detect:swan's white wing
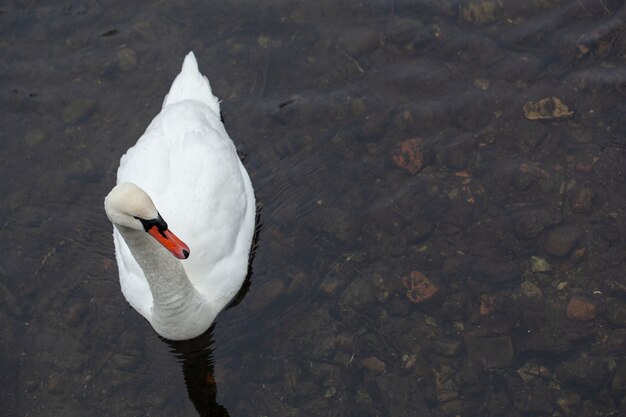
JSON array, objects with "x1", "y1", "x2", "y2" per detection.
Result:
[{"x1": 116, "y1": 100, "x2": 254, "y2": 308}]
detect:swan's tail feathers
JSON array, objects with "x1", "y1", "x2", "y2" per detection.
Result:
[{"x1": 162, "y1": 51, "x2": 220, "y2": 114}]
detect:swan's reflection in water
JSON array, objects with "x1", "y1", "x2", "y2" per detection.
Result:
[
  {"x1": 163, "y1": 326, "x2": 229, "y2": 417},
  {"x1": 159, "y1": 213, "x2": 259, "y2": 416}
]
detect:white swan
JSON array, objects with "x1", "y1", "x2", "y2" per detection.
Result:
[{"x1": 104, "y1": 52, "x2": 255, "y2": 340}]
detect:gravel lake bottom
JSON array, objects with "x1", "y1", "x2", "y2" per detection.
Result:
[{"x1": 1, "y1": 0, "x2": 625, "y2": 416}]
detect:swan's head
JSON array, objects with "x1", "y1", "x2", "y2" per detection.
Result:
[{"x1": 105, "y1": 182, "x2": 190, "y2": 259}]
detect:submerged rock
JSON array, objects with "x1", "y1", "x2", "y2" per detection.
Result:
[
  {"x1": 442, "y1": 199, "x2": 474, "y2": 228},
  {"x1": 337, "y1": 26, "x2": 380, "y2": 56},
  {"x1": 473, "y1": 77, "x2": 490, "y2": 90},
  {"x1": 361, "y1": 356, "x2": 386, "y2": 373},
  {"x1": 508, "y1": 378, "x2": 553, "y2": 414},
  {"x1": 464, "y1": 334, "x2": 514, "y2": 369},
  {"x1": 62, "y1": 99, "x2": 96, "y2": 125},
  {"x1": 516, "y1": 312, "x2": 594, "y2": 355},
  {"x1": 516, "y1": 361, "x2": 551, "y2": 383},
  {"x1": 607, "y1": 329, "x2": 626, "y2": 352},
  {"x1": 467, "y1": 152, "x2": 492, "y2": 176},
  {"x1": 479, "y1": 294, "x2": 498, "y2": 316},
  {"x1": 401, "y1": 271, "x2": 439, "y2": 304},
  {"x1": 388, "y1": 19, "x2": 426, "y2": 46},
  {"x1": 555, "y1": 392, "x2": 582, "y2": 416},
  {"x1": 67, "y1": 157, "x2": 100, "y2": 183},
  {"x1": 519, "y1": 281, "x2": 542, "y2": 299},
  {"x1": 530, "y1": 256, "x2": 551, "y2": 273},
  {"x1": 606, "y1": 299, "x2": 626, "y2": 327},
  {"x1": 611, "y1": 362, "x2": 626, "y2": 391},
  {"x1": 473, "y1": 260, "x2": 520, "y2": 284},
  {"x1": 339, "y1": 279, "x2": 377, "y2": 311},
  {"x1": 439, "y1": 291, "x2": 471, "y2": 320},
  {"x1": 392, "y1": 138, "x2": 425, "y2": 174},
  {"x1": 571, "y1": 187, "x2": 594, "y2": 213},
  {"x1": 510, "y1": 206, "x2": 559, "y2": 239},
  {"x1": 566, "y1": 296, "x2": 597, "y2": 321},
  {"x1": 460, "y1": 0, "x2": 502, "y2": 24},
  {"x1": 116, "y1": 47, "x2": 138, "y2": 71},
  {"x1": 442, "y1": 255, "x2": 474, "y2": 276},
  {"x1": 523, "y1": 97, "x2": 574, "y2": 120},
  {"x1": 556, "y1": 356, "x2": 610, "y2": 390},
  {"x1": 46, "y1": 372, "x2": 66, "y2": 395},
  {"x1": 544, "y1": 226, "x2": 582, "y2": 257},
  {"x1": 575, "y1": 156, "x2": 596, "y2": 175},
  {"x1": 248, "y1": 278, "x2": 285, "y2": 312},
  {"x1": 431, "y1": 337, "x2": 463, "y2": 357},
  {"x1": 319, "y1": 276, "x2": 341, "y2": 296},
  {"x1": 373, "y1": 374, "x2": 432, "y2": 417}
]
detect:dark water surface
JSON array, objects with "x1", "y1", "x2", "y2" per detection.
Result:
[{"x1": 2, "y1": 0, "x2": 626, "y2": 416}]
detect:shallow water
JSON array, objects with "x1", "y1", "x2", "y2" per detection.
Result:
[{"x1": 1, "y1": 0, "x2": 626, "y2": 416}]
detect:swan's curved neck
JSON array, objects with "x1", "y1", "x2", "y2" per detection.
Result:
[{"x1": 115, "y1": 226, "x2": 211, "y2": 338}]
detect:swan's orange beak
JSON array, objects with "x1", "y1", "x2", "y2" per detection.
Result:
[{"x1": 148, "y1": 226, "x2": 190, "y2": 260}]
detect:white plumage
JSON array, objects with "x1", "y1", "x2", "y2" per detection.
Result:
[{"x1": 105, "y1": 52, "x2": 255, "y2": 340}]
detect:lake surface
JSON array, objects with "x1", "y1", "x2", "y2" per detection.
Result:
[{"x1": 1, "y1": 0, "x2": 625, "y2": 416}]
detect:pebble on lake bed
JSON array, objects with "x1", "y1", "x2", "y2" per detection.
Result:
[
  {"x1": 473, "y1": 77, "x2": 490, "y2": 90},
  {"x1": 361, "y1": 356, "x2": 386, "y2": 373},
  {"x1": 530, "y1": 256, "x2": 551, "y2": 272},
  {"x1": 571, "y1": 187, "x2": 594, "y2": 212},
  {"x1": 402, "y1": 354, "x2": 417, "y2": 369},
  {"x1": 64, "y1": 303, "x2": 87, "y2": 326},
  {"x1": 62, "y1": 99, "x2": 96, "y2": 125},
  {"x1": 116, "y1": 48, "x2": 138, "y2": 71},
  {"x1": 566, "y1": 296, "x2": 597, "y2": 321},
  {"x1": 46, "y1": 373, "x2": 65, "y2": 394},
  {"x1": 519, "y1": 280, "x2": 543, "y2": 299},
  {"x1": 460, "y1": 0, "x2": 501, "y2": 24},
  {"x1": 523, "y1": 97, "x2": 573, "y2": 120},
  {"x1": 392, "y1": 138, "x2": 425, "y2": 174},
  {"x1": 464, "y1": 334, "x2": 514, "y2": 369},
  {"x1": 319, "y1": 277, "x2": 340, "y2": 296},
  {"x1": 575, "y1": 156, "x2": 596, "y2": 175},
  {"x1": 401, "y1": 271, "x2": 438, "y2": 303},
  {"x1": 324, "y1": 386, "x2": 336, "y2": 398},
  {"x1": 480, "y1": 294, "x2": 496, "y2": 315},
  {"x1": 556, "y1": 393, "x2": 582, "y2": 416},
  {"x1": 247, "y1": 278, "x2": 285, "y2": 312},
  {"x1": 544, "y1": 226, "x2": 582, "y2": 257}
]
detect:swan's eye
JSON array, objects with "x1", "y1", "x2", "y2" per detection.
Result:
[{"x1": 135, "y1": 214, "x2": 168, "y2": 236}]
